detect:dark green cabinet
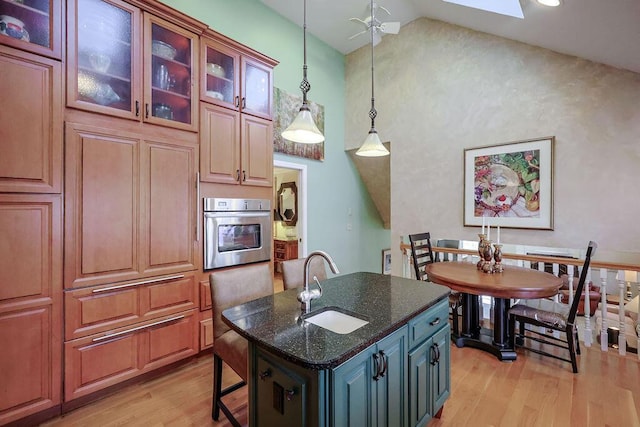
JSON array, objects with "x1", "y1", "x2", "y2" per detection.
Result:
[
  {"x1": 332, "y1": 326, "x2": 408, "y2": 427},
  {"x1": 248, "y1": 297, "x2": 450, "y2": 427}
]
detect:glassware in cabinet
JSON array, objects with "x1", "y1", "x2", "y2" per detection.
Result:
[
  {"x1": 146, "y1": 15, "x2": 198, "y2": 130},
  {"x1": 201, "y1": 38, "x2": 239, "y2": 109},
  {"x1": 0, "y1": 0, "x2": 62, "y2": 59}
]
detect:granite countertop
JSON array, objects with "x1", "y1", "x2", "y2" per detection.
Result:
[{"x1": 222, "y1": 272, "x2": 450, "y2": 370}]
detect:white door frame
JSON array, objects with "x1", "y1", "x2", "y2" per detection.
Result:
[{"x1": 274, "y1": 159, "x2": 308, "y2": 257}]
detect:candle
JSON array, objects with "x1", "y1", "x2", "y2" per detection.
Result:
[
  {"x1": 482, "y1": 216, "x2": 485, "y2": 234},
  {"x1": 487, "y1": 222, "x2": 491, "y2": 241},
  {"x1": 497, "y1": 226, "x2": 501, "y2": 245}
]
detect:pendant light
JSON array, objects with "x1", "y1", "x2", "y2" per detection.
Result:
[
  {"x1": 356, "y1": 0, "x2": 389, "y2": 157},
  {"x1": 281, "y1": 0, "x2": 325, "y2": 144}
]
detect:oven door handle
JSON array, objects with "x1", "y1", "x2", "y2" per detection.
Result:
[{"x1": 204, "y1": 211, "x2": 271, "y2": 218}]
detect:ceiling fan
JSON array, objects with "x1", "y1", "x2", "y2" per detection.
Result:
[{"x1": 349, "y1": 2, "x2": 401, "y2": 46}]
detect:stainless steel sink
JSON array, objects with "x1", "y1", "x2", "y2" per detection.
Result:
[{"x1": 304, "y1": 308, "x2": 369, "y2": 334}]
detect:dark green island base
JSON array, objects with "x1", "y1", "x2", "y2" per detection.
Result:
[{"x1": 222, "y1": 272, "x2": 451, "y2": 427}]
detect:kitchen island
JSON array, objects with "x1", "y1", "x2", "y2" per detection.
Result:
[{"x1": 222, "y1": 272, "x2": 451, "y2": 427}]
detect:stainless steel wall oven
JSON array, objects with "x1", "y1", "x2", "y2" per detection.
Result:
[{"x1": 203, "y1": 198, "x2": 271, "y2": 270}]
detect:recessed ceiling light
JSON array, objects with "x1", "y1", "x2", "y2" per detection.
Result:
[
  {"x1": 536, "y1": 0, "x2": 561, "y2": 6},
  {"x1": 442, "y1": 0, "x2": 524, "y2": 19}
]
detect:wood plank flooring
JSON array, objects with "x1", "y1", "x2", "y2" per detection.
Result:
[{"x1": 41, "y1": 343, "x2": 640, "y2": 426}]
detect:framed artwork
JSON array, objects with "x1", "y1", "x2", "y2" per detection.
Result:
[
  {"x1": 273, "y1": 87, "x2": 325, "y2": 161},
  {"x1": 382, "y1": 249, "x2": 391, "y2": 275},
  {"x1": 464, "y1": 136, "x2": 554, "y2": 230}
]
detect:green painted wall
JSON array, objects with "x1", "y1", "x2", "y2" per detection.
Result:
[{"x1": 162, "y1": 0, "x2": 390, "y2": 274}]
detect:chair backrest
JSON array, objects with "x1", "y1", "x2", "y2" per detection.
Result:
[
  {"x1": 567, "y1": 241, "x2": 597, "y2": 324},
  {"x1": 408, "y1": 232, "x2": 435, "y2": 281},
  {"x1": 209, "y1": 263, "x2": 273, "y2": 340},
  {"x1": 281, "y1": 257, "x2": 327, "y2": 290}
]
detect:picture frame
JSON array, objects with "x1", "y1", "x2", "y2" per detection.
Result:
[
  {"x1": 464, "y1": 136, "x2": 554, "y2": 230},
  {"x1": 382, "y1": 249, "x2": 391, "y2": 275}
]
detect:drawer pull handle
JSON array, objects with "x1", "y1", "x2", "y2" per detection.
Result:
[
  {"x1": 429, "y1": 317, "x2": 441, "y2": 326},
  {"x1": 92, "y1": 274, "x2": 185, "y2": 293},
  {"x1": 92, "y1": 315, "x2": 185, "y2": 342}
]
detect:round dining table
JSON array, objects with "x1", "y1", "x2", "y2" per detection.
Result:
[{"x1": 425, "y1": 261, "x2": 563, "y2": 361}]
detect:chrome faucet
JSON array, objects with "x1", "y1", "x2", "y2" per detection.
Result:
[{"x1": 298, "y1": 250, "x2": 340, "y2": 312}]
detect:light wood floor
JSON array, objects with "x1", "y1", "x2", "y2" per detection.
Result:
[{"x1": 41, "y1": 342, "x2": 640, "y2": 427}]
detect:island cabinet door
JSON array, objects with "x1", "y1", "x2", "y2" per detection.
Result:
[
  {"x1": 407, "y1": 324, "x2": 450, "y2": 427},
  {"x1": 332, "y1": 325, "x2": 408, "y2": 427}
]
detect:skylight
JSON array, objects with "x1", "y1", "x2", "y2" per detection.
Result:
[{"x1": 442, "y1": 0, "x2": 524, "y2": 19}]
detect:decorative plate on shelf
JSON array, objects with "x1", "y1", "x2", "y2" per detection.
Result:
[
  {"x1": 152, "y1": 40, "x2": 177, "y2": 60},
  {"x1": 206, "y1": 63, "x2": 225, "y2": 78}
]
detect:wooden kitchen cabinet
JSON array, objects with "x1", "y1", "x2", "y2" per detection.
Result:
[
  {"x1": 64, "y1": 309, "x2": 198, "y2": 401},
  {"x1": 0, "y1": 194, "x2": 62, "y2": 425},
  {"x1": 0, "y1": 0, "x2": 63, "y2": 59},
  {"x1": 66, "y1": 0, "x2": 199, "y2": 131},
  {"x1": 200, "y1": 103, "x2": 273, "y2": 187},
  {"x1": 274, "y1": 239, "x2": 298, "y2": 271},
  {"x1": 64, "y1": 272, "x2": 197, "y2": 340},
  {"x1": 200, "y1": 30, "x2": 275, "y2": 120},
  {"x1": 0, "y1": 45, "x2": 62, "y2": 193},
  {"x1": 64, "y1": 118, "x2": 198, "y2": 289}
]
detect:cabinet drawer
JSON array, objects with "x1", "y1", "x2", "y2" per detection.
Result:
[
  {"x1": 65, "y1": 272, "x2": 197, "y2": 340},
  {"x1": 408, "y1": 298, "x2": 449, "y2": 348},
  {"x1": 64, "y1": 309, "x2": 198, "y2": 401}
]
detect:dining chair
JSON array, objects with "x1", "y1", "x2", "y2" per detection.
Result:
[
  {"x1": 281, "y1": 257, "x2": 327, "y2": 290},
  {"x1": 209, "y1": 263, "x2": 273, "y2": 425},
  {"x1": 409, "y1": 232, "x2": 462, "y2": 335},
  {"x1": 508, "y1": 241, "x2": 597, "y2": 373}
]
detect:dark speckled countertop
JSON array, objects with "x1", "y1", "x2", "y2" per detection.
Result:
[{"x1": 222, "y1": 272, "x2": 450, "y2": 370}]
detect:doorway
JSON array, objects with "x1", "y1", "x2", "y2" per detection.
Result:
[{"x1": 273, "y1": 160, "x2": 307, "y2": 258}]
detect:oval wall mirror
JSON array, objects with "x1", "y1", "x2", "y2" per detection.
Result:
[{"x1": 277, "y1": 182, "x2": 298, "y2": 226}]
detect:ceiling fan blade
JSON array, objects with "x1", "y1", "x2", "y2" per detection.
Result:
[
  {"x1": 349, "y1": 17, "x2": 368, "y2": 27},
  {"x1": 380, "y1": 21, "x2": 400, "y2": 34},
  {"x1": 349, "y1": 29, "x2": 369, "y2": 40},
  {"x1": 377, "y1": 5, "x2": 391, "y2": 16}
]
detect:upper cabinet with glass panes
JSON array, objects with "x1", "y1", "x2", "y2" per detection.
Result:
[
  {"x1": 0, "y1": 0, "x2": 63, "y2": 59},
  {"x1": 201, "y1": 30, "x2": 277, "y2": 121},
  {"x1": 66, "y1": 0, "x2": 199, "y2": 131}
]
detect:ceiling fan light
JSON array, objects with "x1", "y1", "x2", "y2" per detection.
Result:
[
  {"x1": 536, "y1": 0, "x2": 561, "y2": 6},
  {"x1": 356, "y1": 130, "x2": 389, "y2": 157},
  {"x1": 281, "y1": 105, "x2": 325, "y2": 144}
]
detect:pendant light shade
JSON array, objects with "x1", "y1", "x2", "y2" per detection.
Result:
[
  {"x1": 281, "y1": 0, "x2": 325, "y2": 144},
  {"x1": 356, "y1": 130, "x2": 388, "y2": 157},
  {"x1": 281, "y1": 104, "x2": 324, "y2": 144},
  {"x1": 355, "y1": 0, "x2": 389, "y2": 157}
]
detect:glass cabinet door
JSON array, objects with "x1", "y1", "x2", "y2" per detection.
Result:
[
  {"x1": 145, "y1": 14, "x2": 198, "y2": 131},
  {"x1": 201, "y1": 37, "x2": 239, "y2": 110},
  {"x1": 0, "y1": 0, "x2": 62, "y2": 59},
  {"x1": 242, "y1": 57, "x2": 272, "y2": 120},
  {"x1": 67, "y1": 0, "x2": 140, "y2": 119}
]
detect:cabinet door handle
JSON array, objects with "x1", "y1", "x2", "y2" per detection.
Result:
[
  {"x1": 242, "y1": 170, "x2": 246, "y2": 182},
  {"x1": 92, "y1": 315, "x2": 185, "y2": 342},
  {"x1": 429, "y1": 317, "x2": 441, "y2": 326},
  {"x1": 430, "y1": 343, "x2": 440, "y2": 365},
  {"x1": 285, "y1": 389, "x2": 296, "y2": 401},
  {"x1": 259, "y1": 369, "x2": 272, "y2": 381},
  {"x1": 372, "y1": 353, "x2": 380, "y2": 380},
  {"x1": 241, "y1": 97, "x2": 246, "y2": 109},
  {"x1": 135, "y1": 100, "x2": 140, "y2": 117},
  {"x1": 234, "y1": 96, "x2": 240, "y2": 108},
  {"x1": 235, "y1": 169, "x2": 240, "y2": 182},
  {"x1": 195, "y1": 172, "x2": 200, "y2": 241},
  {"x1": 378, "y1": 350, "x2": 387, "y2": 378},
  {"x1": 145, "y1": 103, "x2": 149, "y2": 118},
  {"x1": 92, "y1": 274, "x2": 185, "y2": 293}
]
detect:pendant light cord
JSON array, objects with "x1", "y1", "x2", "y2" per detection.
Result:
[
  {"x1": 300, "y1": 0, "x2": 311, "y2": 106},
  {"x1": 369, "y1": 0, "x2": 377, "y2": 131}
]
